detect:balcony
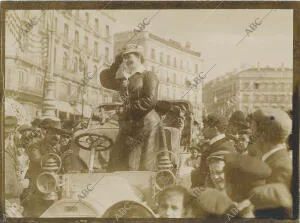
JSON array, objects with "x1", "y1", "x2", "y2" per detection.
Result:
[
  {"x1": 92, "y1": 54, "x2": 101, "y2": 62},
  {"x1": 104, "y1": 35, "x2": 113, "y2": 43},
  {"x1": 94, "y1": 30, "x2": 101, "y2": 38},
  {"x1": 62, "y1": 36, "x2": 72, "y2": 48},
  {"x1": 73, "y1": 43, "x2": 81, "y2": 53},
  {"x1": 83, "y1": 23, "x2": 93, "y2": 33},
  {"x1": 62, "y1": 10, "x2": 73, "y2": 20},
  {"x1": 18, "y1": 84, "x2": 44, "y2": 97}
]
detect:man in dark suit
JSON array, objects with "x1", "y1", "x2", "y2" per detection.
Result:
[
  {"x1": 247, "y1": 108, "x2": 293, "y2": 218},
  {"x1": 191, "y1": 113, "x2": 236, "y2": 188}
]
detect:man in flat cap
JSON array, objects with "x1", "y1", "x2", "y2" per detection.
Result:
[
  {"x1": 100, "y1": 43, "x2": 160, "y2": 171},
  {"x1": 247, "y1": 108, "x2": 293, "y2": 218},
  {"x1": 191, "y1": 113, "x2": 236, "y2": 188},
  {"x1": 191, "y1": 152, "x2": 272, "y2": 219}
]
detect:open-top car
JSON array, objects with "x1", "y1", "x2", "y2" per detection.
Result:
[{"x1": 39, "y1": 100, "x2": 197, "y2": 218}]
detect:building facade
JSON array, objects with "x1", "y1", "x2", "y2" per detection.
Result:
[
  {"x1": 5, "y1": 10, "x2": 116, "y2": 122},
  {"x1": 114, "y1": 31, "x2": 203, "y2": 122},
  {"x1": 203, "y1": 65, "x2": 293, "y2": 116}
]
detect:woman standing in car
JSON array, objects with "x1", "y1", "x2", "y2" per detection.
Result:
[{"x1": 100, "y1": 44, "x2": 160, "y2": 171}]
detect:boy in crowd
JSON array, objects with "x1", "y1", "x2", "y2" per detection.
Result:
[{"x1": 157, "y1": 185, "x2": 193, "y2": 218}]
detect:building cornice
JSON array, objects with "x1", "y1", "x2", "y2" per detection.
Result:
[
  {"x1": 148, "y1": 33, "x2": 201, "y2": 57},
  {"x1": 100, "y1": 11, "x2": 117, "y2": 23}
]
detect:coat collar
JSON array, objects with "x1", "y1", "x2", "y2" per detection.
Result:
[
  {"x1": 129, "y1": 64, "x2": 146, "y2": 75},
  {"x1": 262, "y1": 144, "x2": 286, "y2": 162},
  {"x1": 115, "y1": 65, "x2": 146, "y2": 80},
  {"x1": 209, "y1": 134, "x2": 226, "y2": 145}
]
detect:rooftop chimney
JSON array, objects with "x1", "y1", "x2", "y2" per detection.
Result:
[{"x1": 257, "y1": 62, "x2": 260, "y2": 71}]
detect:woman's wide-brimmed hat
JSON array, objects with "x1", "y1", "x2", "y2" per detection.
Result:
[{"x1": 122, "y1": 44, "x2": 144, "y2": 57}]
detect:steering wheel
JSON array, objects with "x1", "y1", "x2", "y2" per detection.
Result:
[{"x1": 74, "y1": 132, "x2": 113, "y2": 152}]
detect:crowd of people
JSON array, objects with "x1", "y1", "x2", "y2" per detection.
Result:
[
  {"x1": 4, "y1": 116, "x2": 87, "y2": 217},
  {"x1": 156, "y1": 108, "x2": 293, "y2": 219}
]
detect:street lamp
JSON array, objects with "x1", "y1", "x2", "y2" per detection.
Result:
[{"x1": 42, "y1": 10, "x2": 58, "y2": 120}]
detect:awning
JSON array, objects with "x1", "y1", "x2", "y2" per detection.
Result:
[
  {"x1": 5, "y1": 97, "x2": 31, "y2": 125},
  {"x1": 48, "y1": 101, "x2": 75, "y2": 114}
]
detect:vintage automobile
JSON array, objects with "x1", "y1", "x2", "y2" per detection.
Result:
[{"x1": 38, "y1": 100, "x2": 198, "y2": 218}]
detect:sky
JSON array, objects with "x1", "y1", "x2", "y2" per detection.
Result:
[{"x1": 105, "y1": 9, "x2": 293, "y2": 81}]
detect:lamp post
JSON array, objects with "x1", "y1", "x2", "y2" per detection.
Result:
[
  {"x1": 79, "y1": 54, "x2": 88, "y2": 119},
  {"x1": 81, "y1": 63, "x2": 87, "y2": 118},
  {"x1": 42, "y1": 10, "x2": 58, "y2": 120}
]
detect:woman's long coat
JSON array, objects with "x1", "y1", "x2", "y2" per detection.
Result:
[{"x1": 100, "y1": 60, "x2": 160, "y2": 171}]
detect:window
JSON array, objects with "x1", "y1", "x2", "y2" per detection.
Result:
[
  {"x1": 93, "y1": 65, "x2": 98, "y2": 80},
  {"x1": 173, "y1": 73, "x2": 176, "y2": 84},
  {"x1": 63, "y1": 52, "x2": 68, "y2": 70},
  {"x1": 167, "y1": 55, "x2": 170, "y2": 65},
  {"x1": 243, "y1": 83, "x2": 249, "y2": 89},
  {"x1": 95, "y1": 18, "x2": 99, "y2": 32},
  {"x1": 243, "y1": 95, "x2": 249, "y2": 102},
  {"x1": 173, "y1": 88, "x2": 176, "y2": 99},
  {"x1": 160, "y1": 52, "x2": 164, "y2": 63},
  {"x1": 64, "y1": 24, "x2": 69, "y2": 39},
  {"x1": 85, "y1": 12, "x2": 89, "y2": 24},
  {"x1": 54, "y1": 47, "x2": 56, "y2": 64},
  {"x1": 106, "y1": 25, "x2": 110, "y2": 37},
  {"x1": 75, "y1": 31, "x2": 79, "y2": 46},
  {"x1": 18, "y1": 70, "x2": 27, "y2": 84},
  {"x1": 151, "y1": 66, "x2": 155, "y2": 72},
  {"x1": 104, "y1": 94, "x2": 108, "y2": 103},
  {"x1": 105, "y1": 47, "x2": 109, "y2": 62},
  {"x1": 55, "y1": 17, "x2": 58, "y2": 30},
  {"x1": 195, "y1": 64, "x2": 198, "y2": 73},
  {"x1": 94, "y1": 41, "x2": 98, "y2": 57},
  {"x1": 180, "y1": 60, "x2": 183, "y2": 69},
  {"x1": 84, "y1": 36, "x2": 88, "y2": 48},
  {"x1": 254, "y1": 82, "x2": 260, "y2": 90},
  {"x1": 74, "y1": 57, "x2": 78, "y2": 72},
  {"x1": 75, "y1": 10, "x2": 79, "y2": 19},
  {"x1": 270, "y1": 95, "x2": 276, "y2": 103},
  {"x1": 35, "y1": 75, "x2": 43, "y2": 88},
  {"x1": 173, "y1": 57, "x2": 177, "y2": 67},
  {"x1": 151, "y1": 48, "x2": 156, "y2": 60},
  {"x1": 166, "y1": 72, "x2": 170, "y2": 82}
]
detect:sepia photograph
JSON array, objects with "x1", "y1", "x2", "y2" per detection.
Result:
[{"x1": 1, "y1": 2, "x2": 299, "y2": 222}]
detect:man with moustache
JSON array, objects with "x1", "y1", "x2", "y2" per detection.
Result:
[
  {"x1": 100, "y1": 44, "x2": 160, "y2": 171},
  {"x1": 22, "y1": 117, "x2": 76, "y2": 216}
]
